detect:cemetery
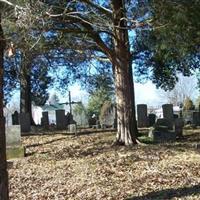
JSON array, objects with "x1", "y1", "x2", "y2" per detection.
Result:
[{"x1": 0, "y1": 1, "x2": 200, "y2": 200}]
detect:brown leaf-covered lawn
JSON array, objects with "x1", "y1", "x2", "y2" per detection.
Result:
[{"x1": 9, "y1": 129, "x2": 200, "y2": 200}]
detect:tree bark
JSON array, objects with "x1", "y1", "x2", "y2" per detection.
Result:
[
  {"x1": 112, "y1": 0, "x2": 138, "y2": 145},
  {"x1": 20, "y1": 63, "x2": 35, "y2": 125},
  {"x1": 0, "y1": 14, "x2": 9, "y2": 200}
]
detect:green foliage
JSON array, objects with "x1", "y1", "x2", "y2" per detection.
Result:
[
  {"x1": 73, "y1": 102, "x2": 87, "y2": 116},
  {"x1": 87, "y1": 88, "x2": 113, "y2": 118},
  {"x1": 134, "y1": 0, "x2": 200, "y2": 90},
  {"x1": 48, "y1": 93, "x2": 60, "y2": 105},
  {"x1": 183, "y1": 97, "x2": 195, "y2": 111}
]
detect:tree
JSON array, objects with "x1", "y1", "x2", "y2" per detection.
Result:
[
  {"x1": 48, "y1": 93, "x2": 60, "y2": 105},
  {"x1": 87, "y1": 88, "x2": 112, "y2": 118},
  {"x1": 161, "y1": 75, "x2": 197, "y2": 106},
  {"x1": 43, "y1": 0, "x2": 152, "y2": 145},
  {"x1": 0, "y1": 11, "x2": 9, "y2": 200},
  {"x1": 183, "y1": 97, "x2": 195, "y2": 111}
]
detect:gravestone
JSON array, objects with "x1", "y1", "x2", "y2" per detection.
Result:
[
  {"x1": 68, "y1": 124, "x2": 77, "y2": 134},
  {"x1": 12, "y1": 111, "x2": 19, "y2": 125},
  {"x1": 6, "y1": 125, "x2": 24, "y2": 159},
  {"x1": 162, "y1": 104, "x2": 174, "y2": 130},
  {"x1": 56, "y1": 109, "x2": 66, "y2": 130},
  {"x1": 193, "y1": 112, "x2": 200, "y2": 126},
  {"x1": 20, "y1": 113, "x2": 31, "y2": 133},
  {"x1": 148, "y1": 113, "x2": 156, "y2": 127},
  {"x1": 175, "y1": 118, "x2": 184, "y2": 138},
  {"x1": 41, "y1": 111, "x2": 49, "y2": 128},
  {"x1": 156, "y1": 118, "x2": 170, "y2": 129},
  {"x1": 137, "y1": 104, "x2": 149, "y2": 128},
  {"x1": 88, "y1": 117, "x2": 97, "y2": 128},
  {"x1": 149, "y1": 118, "x2": 176, "y2": 142}
]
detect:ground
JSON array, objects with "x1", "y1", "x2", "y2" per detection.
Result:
[{"x1": 8, "y1": 128, "x2": 200, "y2": 200}]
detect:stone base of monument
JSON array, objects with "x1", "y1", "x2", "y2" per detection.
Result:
[
  {"x1": 6, "y1": 146, "x2": 25, "y2": 160},
  {"x1": 149, "y1": 127, "x2": 176, "y2": 143}
]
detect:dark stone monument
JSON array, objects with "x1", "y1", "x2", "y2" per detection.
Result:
[
  {"x1": 41, "y1": 111, "x2": 49, "y2": 128},
  {"x1": 56, "y1": 109, "x2": 66, "y2": 130},
  {"x1": 148, "y1": 113, "x2": 156, "y2": 127},
  {"x1": 162, "y1": 104, "x2": 174, "y2": 130},
  {"x1": 193, "y1": 112, "x2": 200, "y2": 126},
  {"x1": 12, "y1": 111, "x2": 19, "y2": 125},
  {"x1": 175, "y1": 118, "x2": 184, "y2": 138},
  {"x1": 149, "y1": 118, "x2": 176, "y2": 143},
  {"x1": 20, "y1": 113, "x2": 31, "y2": 133},
  {"x1": 137, "y1": 104, "x2": 149, "y2": 128}
]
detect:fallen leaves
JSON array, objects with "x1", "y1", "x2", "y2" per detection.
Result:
[{"x1": 8, "y1": 129, "x2": 200, "y2": 200}]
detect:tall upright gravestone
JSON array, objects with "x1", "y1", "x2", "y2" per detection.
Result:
[
  {"x1": 41, "y1": 111, "x2": 49, "y2": 128},
  {"x1": 193, "y1": 112, "x2": 200, "y2": 126},
  {"x1": 6, "y1": 125, "x2": 24, "y2": 159},
  {"x1": 20, "y1": 113, "x2": 31, "y2": 133},
  {"x1": 12, "y1": 111, "x2": 19, "y2": 125},
  {"x1": 162, "y1": 104, "x2": 174, "y2": 130},
  {"x1": 56, "y1": 109, "x2": 66, "y2": 130},
  {"x1": 137, "y1": 104, "x2": 149, "y2": 128}
]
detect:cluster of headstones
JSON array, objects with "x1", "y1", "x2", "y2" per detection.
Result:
[
  {"x1": 137, "y1": 104, "x2": 185, "y2": 143},
  {"x1": 12, "y1": 111, "x2": 31, "y2": 133},
  {"x1": 12, "y1": 109, "x2": 77, "y2": 134}
]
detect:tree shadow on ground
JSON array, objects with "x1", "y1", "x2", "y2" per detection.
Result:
[
  {"x1": 25, "y1": 137, "x2": 67, "y2": 148},
  {"x1": 126, "y1": 184, "x2": 200, "y2": 200}
]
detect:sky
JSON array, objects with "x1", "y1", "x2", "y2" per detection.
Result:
[{"x1": 8, "y1": 74, "x2": 199, "y2": 110}]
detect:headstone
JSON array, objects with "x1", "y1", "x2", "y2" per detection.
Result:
[
  {"x1": 148, "y1": 114, "x2": 156, "y2": 127},
  {"x1": 56, "y1": 109, "x2": 66, "y2": 130},
  {"x1": 6, "y1": 125, "x2": 24, "y2": 159},
  {"x1": 41, "y1": 111, "x2": 49, "y2": 128},
  {"x1": 149, "y1": 118, "x2": 176, "y2": 142},
  {"x1": 193, "y1": 112, "x2": 200, "y2": 126},
  {"x1": 88, "y1": 117, "x2": 97, "y2": 128},
  {"x1": 137, "y1": 104, "x2": 149, "y2": 128},
  {"x1": 162, "y1": 104, "x2": 174, "y2": 130},
  {"x1": 68, "y1": 124, "x2": 77, "y2": 134},
  {"x1": 175, "y1": 118, "x2": 184, "y2": 138},
  {"x1": 6, "y1": 125, "x2": 21, "y2": 146},
  {"x1": 20, "y1": 113, "x2": 31, "y2": 133},
  {"x1": 149, "y1": 129, "x2": 176, "y2": 143},
  {"x1": 12, "y1": 111, "x2": 19, "y2": 125}
]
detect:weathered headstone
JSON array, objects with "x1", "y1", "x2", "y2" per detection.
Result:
[
  {"x1": 156, "y1": 118, "x2": 170, "y2": 129},
  {"x1": 12, "y1": 111, "x2": 19, "y2": 125},
  {"x1": 41, "y1": 111, "x2": 49, "y2": 128},
  {"x1": 175, "y1": 118, "x2": 184, "y2": 138},
  {"x1": 193, "y1": 112, "x2": 200, "y2": 126},
  {"x1": 162, "y1": 104, "x2": 174, "y2": 130},
  {"x1": 6, "y1": 125, "x2": 24, "y2": 159},
  {"x1": 88, "y1": 117, "x2": 97, "y2": 128},
  {"x1": 148, "y1": 113, "x2": 156, "y2": 127},
  {"x1": 68, "y1": 124, "x2": 77, "y2": 134},
  {"x1": 149, "y1": 118, "x2": 176, "y2": 142},
  {"x1": 20, "y1": 113, "x2": 31, "y2": 133},
  {"x1": 56, "y1": 109, "x2": 66, "y2": 130},
  {"x1": 137, "y1": 104, "x2": 149, "y2": 128}
]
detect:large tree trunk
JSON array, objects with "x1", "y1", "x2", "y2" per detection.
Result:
[
  {"x1": 0, "y1": 14, "x2": 9, "y2": 200},
  {"x1": 112, "y1": 0, "x2": 138, "y2": 145},
  {"x1": 20, "y1": 63, "x2": 35, "y2": 125}
]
